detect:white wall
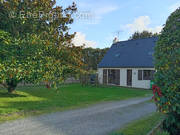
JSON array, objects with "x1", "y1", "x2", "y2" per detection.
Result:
[
  {"x1": 98, "y1": 68, "x2": 103, "y2": 84},
  {"x1": 98, "y1": 68, "x2": 155, "y2": 89},
  {"x1": 131, "y1": 68, "x2": 154, "y2": 89},
  {"x1": 120, "y1": 69, "x2": 127, "y2": 87}
]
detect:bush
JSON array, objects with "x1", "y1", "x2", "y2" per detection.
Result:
[{"x1": 154, "y1": 8, "x2": 180, "y2": 135}]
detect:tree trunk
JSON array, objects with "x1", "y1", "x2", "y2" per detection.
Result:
[
  {"x1": 6, "y1": 79, "x2": 18, "y2": 93},
  {"x1": 7, "y1": 86, "x2": 16, "y2": 93}
]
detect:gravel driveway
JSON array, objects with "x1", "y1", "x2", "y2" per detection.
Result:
[{"x1": 0, "y1": 97, "x2": 156, "y2": 135}]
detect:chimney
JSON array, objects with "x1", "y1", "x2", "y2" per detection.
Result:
[{"x1": 113, "y1": 37, "x2": 119, "y2": 44}]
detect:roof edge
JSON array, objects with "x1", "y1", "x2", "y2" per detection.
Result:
[{"x1": 112, "y1": 36, "x2": 158, "y2": 46}]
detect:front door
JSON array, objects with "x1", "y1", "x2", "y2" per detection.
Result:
[{"x1": 127, "y1": 70, "x2": 132, "y2": 86}]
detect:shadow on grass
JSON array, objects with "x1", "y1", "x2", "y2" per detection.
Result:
[{"x1": 0, "y1": 92, "x2": 27, "y2": 98}]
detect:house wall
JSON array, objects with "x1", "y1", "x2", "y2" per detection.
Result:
[
  {"x1": 98, "y1": 68, "x2": 155, "y2": 89},
  {"x1": 98, "y1": 68, "x2": 103, "y2": 84},
  {"x1": 131, "y1": 68, "x2": 155, "y2": 89}
]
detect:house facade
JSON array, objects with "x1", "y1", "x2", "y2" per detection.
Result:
[{"x1": 98, "y1": 37, "x2": 157, "y2": 89}]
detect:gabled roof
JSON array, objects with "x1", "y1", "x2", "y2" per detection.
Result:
[{"x1": 98, "y1": 37, "x2": 158, "y2": 68}]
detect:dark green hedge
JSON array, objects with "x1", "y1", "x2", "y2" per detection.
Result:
[{"x1": 154, "y1": 7, "x2": 180, "y2": 135}]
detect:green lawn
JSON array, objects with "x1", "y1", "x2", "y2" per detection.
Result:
[
  {"x1": 153, "y1": 129, "x2": 169, "y2": 135},
  {"x1": 0, "y1": 84, "x2": 152, "y2": 122},
  {"x1": 110, "y1": 112, "x2": 167, "y2": 135}
]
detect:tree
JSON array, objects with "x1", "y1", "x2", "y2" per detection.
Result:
[
  {"x1": 153, "y1": 8, "x2": 180, "y2": 135},
  {"x1": 129, "y1": 30, "x2": 158, "y2": 40},
  {"x1": 0, "y1": 0, "x2": 84, "y2": 93},
  {"x1": 82, "y1": 47, "x2": 109, "y2": 70}
]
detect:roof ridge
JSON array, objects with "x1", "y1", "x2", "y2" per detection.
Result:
[{"x1": 112, "y1": 36, "x2": 158, "y2": 45}]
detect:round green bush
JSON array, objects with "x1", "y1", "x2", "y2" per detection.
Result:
[{"x1": 154, "y1": 7, "x2": 180, "y2": 135}]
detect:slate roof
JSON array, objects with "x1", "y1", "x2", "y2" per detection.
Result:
[{"x1": 98, "y1": 37, "x2": 158, "y2": 68}]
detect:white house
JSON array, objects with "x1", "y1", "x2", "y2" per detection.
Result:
[{"x1": 98, "y1": 37, "x2": 157, "y2": 89}]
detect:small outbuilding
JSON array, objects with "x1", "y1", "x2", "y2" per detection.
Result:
[{"x1": 98, "y1": 37, "x2": 157, "y2": 89}]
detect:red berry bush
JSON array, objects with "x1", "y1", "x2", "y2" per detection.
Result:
[{"x1": 154, "y1": 8, "x2": 180, "y2": 135}]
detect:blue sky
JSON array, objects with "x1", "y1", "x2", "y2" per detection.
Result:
[{"x1": 57, "y1": 0, "x2": 180, "y2": 48}]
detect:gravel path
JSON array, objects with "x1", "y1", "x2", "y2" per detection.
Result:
[{"x1": 0, "y1": 97, "x2": 156, "y2": 135}]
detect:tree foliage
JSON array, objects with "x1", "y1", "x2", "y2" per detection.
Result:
[
  {"x1": 129, "y1": 30, "x2": 158, "y2": 40},
  {"x1": 154, "y1": 8, "x2": 180, "y2": 135},
  {"x1": 0, "y1": 0, "x2": 84, "y2": 92},
  {"x1": 82, "y1": 47, "x2": 109, "y2": 70}
]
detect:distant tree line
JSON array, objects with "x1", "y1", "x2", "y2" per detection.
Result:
[
  {"x1": 129, "y1": 30, "x2": 159, "y2": 40},
  {"x1": 82, "y1": 47, "x2": 109, "y2": 70}
]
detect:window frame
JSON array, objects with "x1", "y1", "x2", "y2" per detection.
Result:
[
  {"x1": 138, "y1": 70, "x2": 155, "y2": 81},
  {"x1": 143, "y1": 70, "x2": 155, "y2": 80},
  {"x1": 138, "y1": 70, "x2": 143, "y2": 80}
]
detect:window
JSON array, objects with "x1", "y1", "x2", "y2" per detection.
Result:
[
  {"x1": 138, "y1": 70, "x2": 142, "y2": 80},
  {"x1": 143, "y1": 70, "x2": 151, "y2": 80},
  {"x1": 143, "y1": 70, "x2": 155, "y2": 80},
  {"x1": 108, "y1": 69, "x2": 120, "y2": 85},
  {"x1": 138, "y1": 70, "x2": 155, "y2": 80}
]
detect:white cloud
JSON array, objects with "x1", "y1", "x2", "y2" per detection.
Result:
[
  {"x1": 72, "y1": 32, "x2": 97, "y2": 48},
  {"x1": 92, "y1": 5, "x2": 118, "y2": 24},
  {"x1": 79, "y1": 1, "x2": 118, "y2": 15},
  {"x1": 169, "y1": 2, "x2": 180, "y2": 13},
  {"x1": 125, "y1": 16, "x2": 163, "y2": 34},
  {"x1": 78, "y1": 2, "x2": 118, "y2": 24},
  {"x1": 96, "y1": 5, "x2": 118, "y2": 15}
]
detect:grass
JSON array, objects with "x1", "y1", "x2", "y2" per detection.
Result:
[
  {"x1": 0, "y1": 83, "x2": 152, "y2": 122},
  {"x1": 153, "y1": 129, "x2": 169, "y2": 135},
  {"x1": 110, "y1": 113, "x2": 165, "y2": 135}
]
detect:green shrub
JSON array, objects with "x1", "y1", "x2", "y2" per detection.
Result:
[{"x1": 154, "y1": 7, "x2": 180, "y2": 135}]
